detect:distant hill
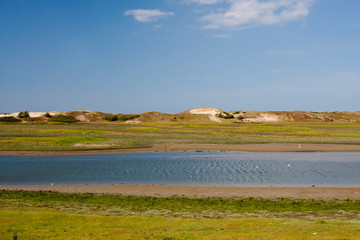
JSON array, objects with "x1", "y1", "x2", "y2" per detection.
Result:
[{"x1": 1, "y1": 108, "x2": 360, "y2": 123}]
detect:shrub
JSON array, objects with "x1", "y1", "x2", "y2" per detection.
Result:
[
  {"x1": 233, "y1": 111, "x2": 240, "y2": 114},
  {"x1": 237, "y1": 116, "x2": 244, "y2": 120},
  {"x1": 44, "y1": 112, "x2": 52, "y2": 118},
  {"x1": 104, "y1": 115, "x2": 118, "y2": 121},
  {"x1": 0, "y1": 116, "x2": 21, "y2": 122},
  {"x1": 224, "y1": 114, "x2": 234, "y2": 119},
  {"x1": 50, "y1": 115, "x2": 79, "y2": 123},
  {"x1": 18, "y1": 111, "x2": 30, "y2": 118}
]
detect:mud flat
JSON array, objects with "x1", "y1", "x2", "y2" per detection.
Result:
[{"x1": 1, "y1": 143, "x2": 360, "y2": 155}]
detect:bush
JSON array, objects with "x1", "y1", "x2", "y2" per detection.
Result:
[
  {"x1": 224, "y1": 114, "x2": 234, "y2": 119},
  {"x1": 50, "y1": 115, "x2": 78, "y2": 123},
  {"x1": 217, "y1": 112, "x2": 234, "y2": 119},
  {"x1": 104, "y1": 115, "x2": 118, "y2": 121},
  {"x1": 237, "y1": 115, "x2": 244, "y2": 120},
  {"x1": 18, "y1": 111, "x2": 30, "y2": 118},
  {"x1": 44, "y1": 112, "x2": 52, "y2": 118},
  {"x1": 0, "y1": 116, "x2": 21, "y2": 122},
  {"x1": 104, "y1": 114, "x2": 140, "y2": 122},
  {"x1": 117, "y1": 114, "x2": 140, "y2": 121}
]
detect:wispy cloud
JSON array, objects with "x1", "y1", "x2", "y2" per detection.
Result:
[
  {"x1": 183, "y1": 0, "x2": 225, "y2": 4},
  {"x1": 186, "y1": 0, "x2": 314, "y2": 29},
  {"x1": 212, "y1": 34, "x2": 231, "y2": 38},
  {"x1": 124, "y1": 9, "x2": 174, "y2": 22}
]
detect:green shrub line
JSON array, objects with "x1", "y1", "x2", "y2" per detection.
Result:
[
  {"x1": 49, "y1": 115, "x2": 79, "y2": 123},
  {"x1": 1, "y1": 190, "x2": 359, "y2": 219},
  {"x1": 0, "y1": 116, "x2": 21, "y2": 122}
]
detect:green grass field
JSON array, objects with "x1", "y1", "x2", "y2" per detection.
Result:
[
  {"x1": 1, "y1": 122, "x2": 360, "y2": 151},
  {"x1": 1, "y1": 190, "x2": 360, "y2": 239}
]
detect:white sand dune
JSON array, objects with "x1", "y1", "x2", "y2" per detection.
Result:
[{"x1": 189, "y1": 108, "x2": 222, "y2": 122}]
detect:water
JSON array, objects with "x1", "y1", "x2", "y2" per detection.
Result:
[{"x1": 0, "y1": 152, "x2": 360, "y2": 187}]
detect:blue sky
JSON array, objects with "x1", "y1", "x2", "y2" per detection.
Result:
[{"x1": 0, "y1": 0, "x2": 359, "y2": 114}]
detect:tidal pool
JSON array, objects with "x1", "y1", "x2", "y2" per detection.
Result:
[{"x1": 0, "y1": 151, "x2": 359, "y2": 187}]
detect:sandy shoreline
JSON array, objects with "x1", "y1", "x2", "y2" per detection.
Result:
[
  {"x1": 1, "y1": 143, "x2": 360, "y2": 155},
  {"x1": 2, "y1": 185, "x2": 360, "y2": 200}
]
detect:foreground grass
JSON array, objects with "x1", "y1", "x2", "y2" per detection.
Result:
[
  {"x1": 1, "y1": 122, "x2": 360, "y2": 151},
  {"x1": 2, "y1": 209, "x2": 360, "y2": 240},
  {"x1": 1, "y1": 190, "x2": 360, "y2": 239}
]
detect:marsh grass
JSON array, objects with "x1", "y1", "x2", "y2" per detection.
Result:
[
  {"x1": 0, "y1": 122, "x2": 359, "y2": 151},
  {"x1": 1, "y1": 190, "x2": 360, "y2": 239},
  {"x1": 1, "y1": 190, "x2": 360, "y2": 219}
]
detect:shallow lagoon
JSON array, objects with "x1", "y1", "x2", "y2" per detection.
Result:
[{"x1": 1, "y1": 152, "x2": 360, "y2": 187}]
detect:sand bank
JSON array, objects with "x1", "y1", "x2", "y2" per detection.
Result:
[
  {"x1": 1, "y1": 143, "x2": 360, "y2": 155},
  {"x1": 2, "y1": 185, "x2": 360, "y2": 200}
]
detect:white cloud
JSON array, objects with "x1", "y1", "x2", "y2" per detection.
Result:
[
  {"x1": 124, "y1": 9, "x2": 174, "y2": 22},
  {"x1": 190, "y1": 0, "x2": 314, "y2": 29}
]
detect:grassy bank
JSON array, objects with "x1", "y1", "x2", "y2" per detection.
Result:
[
  {"x1": 1, "y1": 190, "x2": 360, "y2": 239},
  {"x1": 1, "y1": 122, "x2": 360, "y2": 151}
]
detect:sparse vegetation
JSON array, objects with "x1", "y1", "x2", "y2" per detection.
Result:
[{"x1": 217, "y1": 112, "x2": 234, "y2": 119}]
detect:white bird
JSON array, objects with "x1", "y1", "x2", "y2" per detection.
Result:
[
  {"x1": 51, "y1": 183, "x2": 54, "y2": 186},
  {"x1": 298, "y1": 144, "x2": 302, "y2": 149},
  {"x1": 287, "y1": 163, "x2": 291, "y2": 167}
]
